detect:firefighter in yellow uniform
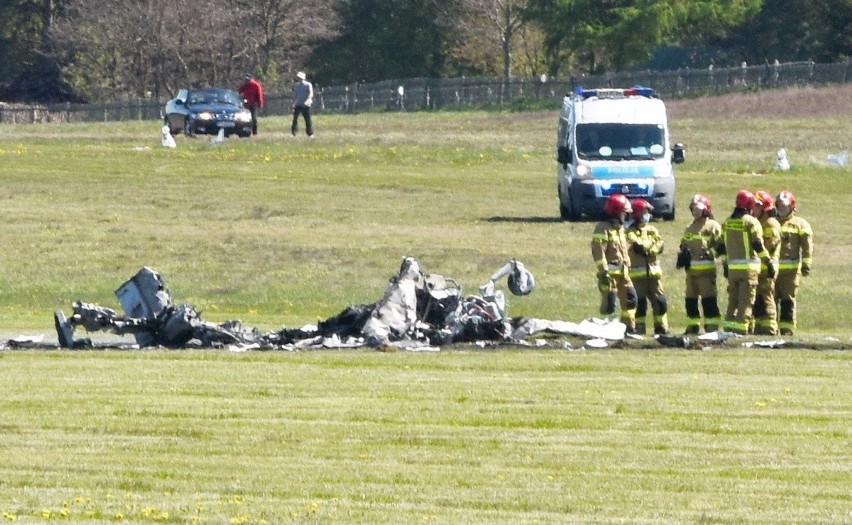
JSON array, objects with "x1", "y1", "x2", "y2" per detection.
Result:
[
  {"x1": 677, "y1": 194, "x2": 722, "y2": 334},
  {"x1": 752, "y1": 190, "x2": 781, "y2": 335},
  {"x1": 774, "y1": 190, "x2": 813, "y2": 335},
  {"x1": 716, "y1": 190, "x2": 776, "y2": 335},
  {"x1": 625, "y1": 199, "x2": 669, "y2": 335},
  {"x1": 591, "y1": 194, "x2": 637, "y2": 333}
]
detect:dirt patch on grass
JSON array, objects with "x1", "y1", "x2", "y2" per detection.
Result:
[{"x1": 667, "y1": 84, "x2": 852, "y2": 120}]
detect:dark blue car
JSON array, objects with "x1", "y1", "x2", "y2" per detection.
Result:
[{"x1": 164, "y1": 88, "x2": 253, "y2": 138}]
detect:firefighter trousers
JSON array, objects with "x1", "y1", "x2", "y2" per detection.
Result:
[
  {"x1": 725, "y1": 270, "x2": 757, "y2": 335},
  {"x1": 633, "y1": 276, "x2": 668, "y2": 334},
  {"x1": 598, "y1": 273, "x2": 637, "y2": 331},
  {"x1": 752, "y1": 275, "x2": 778, "y2": 335},
  {"x1": 684, "y1": 271, "x2": 720, "y2": 334},
  {"x1": 775, "y1": 269, "x2": 801, "y2": 335}
]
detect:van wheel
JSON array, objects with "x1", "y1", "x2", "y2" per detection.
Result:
[
  {"x1": 662, "y1": 207, "x2": 675, "y2": 221},
  {"x1": 559, "y1": 195, "x2": 580, "y2": 221}
]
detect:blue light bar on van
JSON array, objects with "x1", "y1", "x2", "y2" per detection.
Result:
[{"x1": 575, "y1": 86, "x2": 655, "y2": 99}]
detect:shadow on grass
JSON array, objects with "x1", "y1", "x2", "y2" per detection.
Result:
[{"x1": 484, "y1": 216, "x2": 565, "y2": 223}]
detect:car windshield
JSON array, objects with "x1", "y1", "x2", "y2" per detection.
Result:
[
  {"x1": 187, "y1": 89, "x2": 240, "y2": 106},
  {"x1": 576, "y1": 124, "x2": 665, "y2": 160}
]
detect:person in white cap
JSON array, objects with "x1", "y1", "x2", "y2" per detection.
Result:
[{"x1": 291, "y1": 71, "x2": 314, "y2": 137}]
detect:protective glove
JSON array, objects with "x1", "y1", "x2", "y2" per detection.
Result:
[
  {"x1": 766, "y1": 259, "x2": 777, "y2": 279},
  {"x1": 676, "y1": 248, "x2": 691, "y2": 270},
  {"x1": 723, "y1": 262, "x2": 729, "y2": 278},
  {"x1": 800, "y1": 264, "x2": 810, "y2": 277},
  {"x1": 631, "y1": 243, "x2": 647, "y2": 256},
  {"x1": 596, "y1": 269, "x2": 610, "y2": 290}
]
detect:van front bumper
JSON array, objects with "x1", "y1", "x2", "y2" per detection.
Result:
[{"x1": 570, "y1": 177, "x2": 675, "y2": 218}]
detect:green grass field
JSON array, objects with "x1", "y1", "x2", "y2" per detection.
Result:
[
  {"x1": 0, "y1": 85, "x2": 850, "y2": 522},
  {"x1": 1, "y1": 349, "x2": 850, "y2": 523},
  {"x1": 1, "y1": 89, "x2": 851, "y2": 337}
]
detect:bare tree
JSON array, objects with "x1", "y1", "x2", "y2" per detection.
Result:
[
  {"x1": 466, "y1": 0, "x2": 532, "y2": 78},
  {"x1": 229, "y1": 0, "x2": 338, "y2": 84},
  {"x1": 51, "y1": 0, "x2": 337, "y2": 101}
]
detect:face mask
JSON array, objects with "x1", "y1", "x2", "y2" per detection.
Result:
[{"x1": 642, "y1": 212, "x2": 652, "y2": 223}]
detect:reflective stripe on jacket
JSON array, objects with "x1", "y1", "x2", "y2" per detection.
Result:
[
  {"x1": 778, "y1": 213, "x2": 814, "y2": 270},
  {"x1": 721, "y1": 214, "x2": 767, "y2": 272},
  {"x1": 592, "y1": 219, "x2": 631, "y2": 276},
  {"x1": 680, "y1": 217, "x2": 721, "y2": 274}
]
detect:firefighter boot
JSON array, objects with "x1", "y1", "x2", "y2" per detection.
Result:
[
  {"x1": 684, "y1": 298, "x2": 700, "y2": 335},
  {"x1": 702, "y1": 297, "x2": 721, "y2": 332},
  {"x1": 779, "y1": 298, "x2": 795, "y2": 335}
]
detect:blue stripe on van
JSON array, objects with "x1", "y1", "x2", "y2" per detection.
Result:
[{"x1": 591, "y1": 165, "x2": 655, "y2": 179}]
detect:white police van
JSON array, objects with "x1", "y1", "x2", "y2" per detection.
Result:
[{"x1": 556, "y1": 86, "x2": 684, "y2": 221}]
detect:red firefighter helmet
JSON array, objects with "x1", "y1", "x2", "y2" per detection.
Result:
[
  {"x1": 735, "y1": 189, "x2": 756, "y2": 210},
  {"x1": 776, "y1": 190, "x2": 796, "y2": 210},
  {"x1": 754, "y1": 190, "x2": 774, "y2": 213},
  {"x1": 689, "y1": 193, "x2": 712, "y2": 215},
  {"x1": 631, "y1": 198, "x2": 654, "y2": 222},
  {"x1": 603, "y1": 194, "x2": 632, "y2": 218}
]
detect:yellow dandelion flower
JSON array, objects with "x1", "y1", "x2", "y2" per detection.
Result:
[
  {"x1": 60, "y1": 509, "x2": 70, "y2": 518},
  {"x1": 114, "y1": 513, "x2": 124, "y2": 520}
]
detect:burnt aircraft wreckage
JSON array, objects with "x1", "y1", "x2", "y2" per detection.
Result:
[{"x1": 54, "y1": 258, "x2": 631, "y2": 350}]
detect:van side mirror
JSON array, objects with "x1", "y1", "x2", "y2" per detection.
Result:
[
  {"x1": 672, "y1": 142, "x2": 686, "y2": 164},
  {"x1": 557, "y1": 145, "x2": 571, "y2": 165}
]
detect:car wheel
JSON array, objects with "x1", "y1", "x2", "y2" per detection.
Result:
[{"x1": 164, "y1": 116, "x2": 178, "y2": 135}]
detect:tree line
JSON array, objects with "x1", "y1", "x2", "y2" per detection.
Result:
[{"x1": 1, "y1": 0, "x2": 849, "y2": 103}]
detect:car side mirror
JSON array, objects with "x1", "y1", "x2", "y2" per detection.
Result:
[
  {"x1": 557, "y1": 145, "x2": 572, "y2": 165},
  {"x1": 672, "y1": 142, "x2": 686, "y2": 164}
]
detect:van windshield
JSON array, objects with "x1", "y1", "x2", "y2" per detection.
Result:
[{"x1": 576, "y1": 124, "x2": 665, "y2": 160}]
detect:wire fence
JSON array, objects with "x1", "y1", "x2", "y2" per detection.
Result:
[{"x1": 1, "y1": 59, "x2": 849, "y2": 125}]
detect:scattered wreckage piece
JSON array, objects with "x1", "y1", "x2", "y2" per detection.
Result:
[
  {"x1": 362, "y1": 257, "x2": 423, "y2": 346},
  {"x1": 55, "y1": 267, "x2": 260, "y2": 349},
  {"x1": 53, "y1": 258, "x2": 543, "y2": 350},
  {"x1": 260, "y1": 257, "x2": 508, "y2": 349},
  {"x1": 511, "y1": 317, "x2": 627, "y2": 341},
  {"x1": 742, "y1": 339, "x2": 787, "y2": 349}
]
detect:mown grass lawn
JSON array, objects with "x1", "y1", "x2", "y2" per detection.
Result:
[
  {"x1": 1, "y1": 349, "x2": 849, "y2": 523},
  {"x1": 0, "y1": 86, "x2": 850, "y2": 523},
  {"x1": 0, "y1": 88, "x2": 850, "y2": 336}
]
